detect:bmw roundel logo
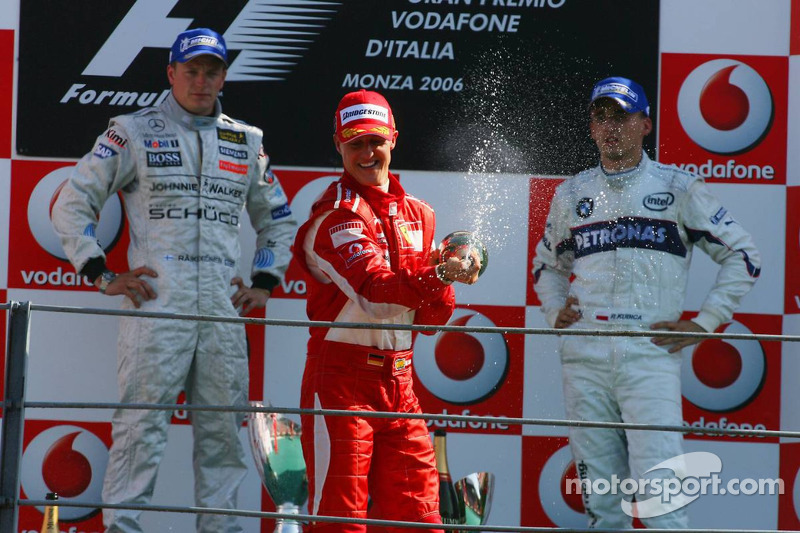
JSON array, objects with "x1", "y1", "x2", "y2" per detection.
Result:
[
  {"x1": 576, "y1": 198, "x2": 594, "y2": 219},
  {"x1": 677, "y1": 59, "x2": 773, "y2": 154}
]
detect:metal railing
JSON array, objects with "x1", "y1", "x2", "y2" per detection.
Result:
[{"x1": 1, "y1": 301, "x2": 798, "y2": 531}]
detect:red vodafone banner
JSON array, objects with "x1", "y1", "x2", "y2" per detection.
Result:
[
  {"x1": 413, "y1": 304, "x2": 526, "y2": 436},
  {"x1": 8, "y1": 160, "x2": 130, "y2": 292},
  {"x1": 17, "y1": 420, "x2": 111, "y2": 533},
  {"x1": 659, "y1": 53, "x2": 789, "y2": 184},
  {"x1": 681, "y1": 313, "x2": 782, "y2": 443}
]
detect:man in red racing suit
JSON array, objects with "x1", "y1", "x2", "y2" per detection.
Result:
[{"x1": 293, "y1": 89, "x2": 481, "y2": 532}]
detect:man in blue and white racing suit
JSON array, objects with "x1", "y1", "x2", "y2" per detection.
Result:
[
  {"x1": 532, "y1": 77, "x2": 760, "y2": 528},
  {"x1": 52, "y1": 28, "x2": 296, "y2": 533}
]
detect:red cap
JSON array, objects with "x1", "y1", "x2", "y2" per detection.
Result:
[{"x1": 334, "y1": 89, "x2": 396, "y2": 144}]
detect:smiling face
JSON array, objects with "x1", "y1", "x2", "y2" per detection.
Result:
[
  {"x1": 334, "y1": 132, "x2": 398, "y2": 188},
  {"x1": 167, "y1": 55, "x2": 226, "y2": 116},
  {"x1": 589, "y1": 98, "x2": 652, "y2": 172}
]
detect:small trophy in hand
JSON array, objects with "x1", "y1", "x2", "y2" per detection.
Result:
[{"x1": 439, "y1": 231, "x2": 489, "y2": 277}]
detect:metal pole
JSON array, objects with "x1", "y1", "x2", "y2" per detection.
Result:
[{"x1": 0, "y1": 301, "x2": 32, "y2": 531}]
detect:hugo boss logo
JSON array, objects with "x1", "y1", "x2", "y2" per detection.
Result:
[
  {"x1": 146, "y1": 151, "x2": 182, "y2": 167},
  {"x1": 643, "y1": 192, "x2": 675, "y2": 211}
]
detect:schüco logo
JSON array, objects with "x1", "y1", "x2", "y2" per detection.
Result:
[
  {"x1": 677, "y1": 59, "x2": 773, "y2": 155},
  {"x1": 681, "y1": 321, "x2": 767, "y2": 433},
  {"x1": 413, "y1": 309, "x2": 510, "y2": 405},
  {"x1": 21, "y1": 425, "x2": 109, "y2": 522},
  {"x1": 25, "y1": 167, "x2": 125, "y2": 286}
]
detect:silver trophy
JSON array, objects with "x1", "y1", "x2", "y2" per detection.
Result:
[
  {"x1": 439, "y1": 231, "x2": 489, "y2": 277},
  {"x1": 248, "y1": 401, "x2": 308, "y2": 533},
  {"x1": 454, "y1": 472, "x2": 495, "y2": 527}
]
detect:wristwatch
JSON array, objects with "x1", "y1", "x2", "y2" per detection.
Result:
[{"x1": 97, "y1": 270, "x2": 117, "y2": 294}]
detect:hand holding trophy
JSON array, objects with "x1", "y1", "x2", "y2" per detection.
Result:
[
  {"x1": 437, "y1": 231, "x2": 489, "y2": 285},
  {"x1": 248, "y1": 401, "x2": 308, "y2": 533}
]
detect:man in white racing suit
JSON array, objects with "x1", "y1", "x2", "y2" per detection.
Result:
[
  {"x1": 51, "y1": 28, "x2": 296, "y2": 533},
  {"x1": 532, "y1": 77, "x2": 760, "y2": 528}
]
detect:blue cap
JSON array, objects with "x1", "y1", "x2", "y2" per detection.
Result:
[
  {"x1": 169, "y1": 28, "x2": 227, "y2": 65},
  {"x1": 589, "y1": 77, "x2": 649, "y2": 116}
]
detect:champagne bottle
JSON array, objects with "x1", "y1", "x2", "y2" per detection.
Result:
[
  {"x1": 40, "y1": 492, "x2": 60, "y2": 533},
  {"x1": 433, "y1": 430, "x2": 465, "y2": 530}
]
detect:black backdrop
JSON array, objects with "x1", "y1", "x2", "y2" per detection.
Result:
[{"x1": 18, "y1": 0, "x2": 659, "y2": 174}]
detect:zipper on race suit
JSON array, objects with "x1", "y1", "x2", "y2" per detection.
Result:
[
  {"x1": 386, "y1": 201, "x2": 400, "y2": 273},
  {"x1": 197, "y1": 132, "x2": 203, "y2": 183}
]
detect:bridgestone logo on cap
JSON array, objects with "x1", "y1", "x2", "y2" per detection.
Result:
[
  {"x1": 340, "y1": 104, "x2": 389, "y2": 125},
  {"x1": 181, "y1": 35, "x2": 223, "y2": 53},
  {"x1": 593, "y1": 83, "x2": 638, "y2": 102}
]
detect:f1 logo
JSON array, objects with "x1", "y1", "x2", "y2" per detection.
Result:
[
  {"x1": 82, "y1": 0, "x2": 340, "y2": 81},
  {"x1": 83, "y1": 0, "x2": 190, "y2": 77}
]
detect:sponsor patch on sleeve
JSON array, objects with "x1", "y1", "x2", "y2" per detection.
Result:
[
  {"x1": 329, "y1": 221, "x2": 366, "y2": 248},
  {"x1": 271, "y1": 203, "x2": 292, "y2": 219},
  {"x1": 93, "y1": 143, "x2": 117, "y2": 159},
  {"x1": 339, "y1": 242, "x2": 376, "y2": 268},
  {"x1": 253, "y1": 247, "x2": 275, "y2": 268},
  {"x1": 105, "y1": 129, "x2": 128, "y2": 149},
  {"x1": 710, "y1": 207, "x2": 728, "y2": 225}
]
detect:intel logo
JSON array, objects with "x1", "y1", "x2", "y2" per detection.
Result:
[{"x1": 643, "y1": 192, "x2": 675, "y2": 211}]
